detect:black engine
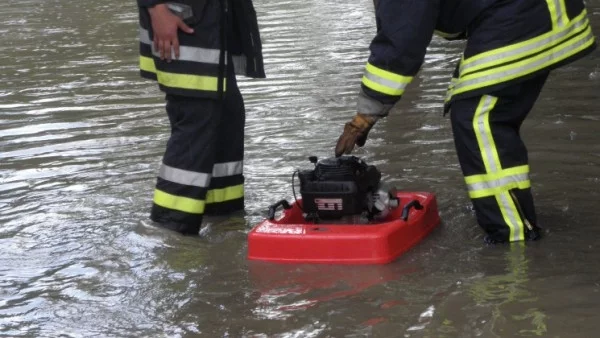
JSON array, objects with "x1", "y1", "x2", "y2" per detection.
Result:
[{"x1": 297, "y1": 156, "x2": 384, "y2": 220}]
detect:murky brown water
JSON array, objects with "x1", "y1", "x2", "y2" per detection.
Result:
[{"x1": 1, "y1": 0, "x2": 599, "y2": 337}]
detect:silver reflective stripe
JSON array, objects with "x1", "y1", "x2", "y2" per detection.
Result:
[
  {"x1": 140, "y1": 27, "x2": 152, "y2": 45},
  {"x1": 232, "y1": 55, "x2": 247, "y2": 75},
  {"x1": 475, "y1": 96, "x2": 499, "y2": 173},
  {"x1": 467, "y1": 173, "x2": 530, "y2": 193},
  {"x1": 159, "y1": 164, "x2": 210, "y2": 187},
  {"x1": 158, "y1": 161, "x2": 242, "y2": 187},
  {"x1": 213, "y1": 161, "x2": 243, "y2": 178},
  {"x1": 172, "y1": 46, "x2": 221, "y2": 64},
  {"x1": 499, "y1": 192, "x2": 523, "y2": 242},
  {"x1": 454, "y1": 29, "x2": 594, "y2": 93},
  {"x1": 460, "y1": 17, "x2": 588, "y2": 75},
  {"x1": 363, "y1": 72, "x2": 409, "y2": 93},
  {"x1": 139, "y1": 27, "x2": 222, "y2": 65}
]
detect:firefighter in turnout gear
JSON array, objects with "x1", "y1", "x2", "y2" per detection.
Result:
[
  {"x1": 336, "y1": 0, "x2": 596, "y2": 243},
  {"x1": 137, "y1": 0, "x2": 265, "y2": 234}
]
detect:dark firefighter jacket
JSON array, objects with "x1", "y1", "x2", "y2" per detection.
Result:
[
  {"x1": 137, "y1": 0, "x2": 265, "y2": 99},
  {"x1": 357, "y1": 0, "x2": 597, "y2": 116}
]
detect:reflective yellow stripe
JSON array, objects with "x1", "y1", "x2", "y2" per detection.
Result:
[
  {"x1": 471, "y1": 95, "x2": 524, "y2": 241},
  {"x1": 445, "y1": 77, "x2": 458, "y2": 103},
  {"x1": 152, "y1": 185, "x2": 243, "y2": 213},
  {"x1": 497, "y1": 192, "x2": 525, "y2": 242},
  {"x1": 362, "y1": 77, "x2": 404, "y2": 96},
  {"x1": 468, "y1": 180, "x2": 530, "y2": 199},
  {"x1": 452, "y1": 25, "x2": 594, "y2": 96},
  {"x1": 463, "y1": 10, "x2": 586, "y2": 68},
  {"x1": 154, "y1": 189, "x2": 205, "y2": 214},
  {"x1": 362, "y1": 62, "x2": 412, "y2": 96},
  {"x1": 545, "y1": 0, "x2": 560, "y2": 29},
  {"x1": 365, "y1": 63, "x2": 412, "y2": 84},
  {"x1": 206, "y1": 184, "x2": 244, "y2": 204},
  {"x1": 460, "y1": 11, "x2": 588, "y2": 76},
  {"x1": 473, "y1": 96, "x2": 502, "y2": 173},
  {"x1": 140, "y1": 55, "x2": 156, "y2": 73},
  {"x1": 139, "y1": 56, "x2": 223, "y2": 92},
  {"x1": 558, "y1": 0, "x2": 569, "y2": 27},
  {"x1": 157, "y1": 71, "x2": 221, "y2": 92},
  {"x1": 465, "y1": 165, "x2": 530, "y2": 184}
]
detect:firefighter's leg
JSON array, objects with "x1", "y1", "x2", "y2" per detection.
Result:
[
  {"x1": 204, "y1": 65, "x2": 246, "y2": 215},
  {"x1": 150, "y1": 95, "x2": 222, "y2": 235},
  {"x1": 450, "y1": 73, "x2": 549, "y2": 243}
]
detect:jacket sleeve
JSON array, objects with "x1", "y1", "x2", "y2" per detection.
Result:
[
  {"x1": 358, "y1": 0, "x2": 440, "y2": 117},
  {"x1": 137, "y1": 0, "x2": 165, "y2": 8}
]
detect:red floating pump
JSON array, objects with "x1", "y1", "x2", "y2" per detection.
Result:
[{"x1": 247, "y1": 156, "x2": 440, "y2": 265}]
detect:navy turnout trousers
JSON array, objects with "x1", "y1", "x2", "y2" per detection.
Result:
[
  {"x1": 150, "y1": 66, "x2": 245, "y2": 234},
  {"x1": 450, "y1": 73, "x2": 549, "y2": 243}
]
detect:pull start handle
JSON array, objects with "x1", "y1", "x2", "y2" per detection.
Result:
[
  {"x1": 268, "y1": 199, "x2": 292, "y2": 220},
  {"x1": 401, "y1": 200, "x2": 423, "y2": 221}
]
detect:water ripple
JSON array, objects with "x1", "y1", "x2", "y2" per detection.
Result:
[{"x1": 1, "y1": 0, "x2": 599, "y2": 336}]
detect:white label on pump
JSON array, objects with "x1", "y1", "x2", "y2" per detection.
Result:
[{"x1": 315, "y1": 198, "x2": 343, "y2": 211}]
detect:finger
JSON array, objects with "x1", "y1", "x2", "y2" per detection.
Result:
[
  {"x1": 177, "y1": 20, "x2": 194, "y2": 34},
  {"x1": 343, "y1": 143, "x2": 354, "y2": 154},
  {"x1": 334, "y1": 136, "x2": 348, "y2": 157},
  {"x1": 335, "y1": 136, "x2": 354, "y2": 157},
  {"x1": 356, "y1": 132, "x2": 368, "y2": 147},
  {"x1": 334, "y1": 143, "x2": 345, "y2": 158},
  {"x1": 356, "y1": 125, "x2": 373, "y2": 147},
  {"x1": 172, "y1": 39, "x2": 180, "y2": 60},
  {"x1": 153, "y1": 36, "x2": 159, "y2": 54},
  {"x1": 335, "y1": 145, "x2": 350, "y2": 157},
  {"x1": 164, "y1": 41, "x2": 172, "y2": 62},
  {"x1": 157, "y1": 40, "x2": 165, "y2": 60}
]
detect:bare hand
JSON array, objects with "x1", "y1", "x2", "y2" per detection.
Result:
[{"x1": 148, "y1": 4, "x2": 194, "y2": 62}]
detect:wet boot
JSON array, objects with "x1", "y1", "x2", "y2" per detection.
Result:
[
  {"x1": 483, "y1": 225, "x2": 542, "y2": 244},
  {"x1": 157, "y1": 222, "x2": 201, "y2": 235},
  {"x1": 150, "y1": 208, "x2": 201, "y2": 235}
]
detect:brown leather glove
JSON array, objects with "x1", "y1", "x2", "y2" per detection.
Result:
[{"x1": 334, "y1": 113, "x2": 378, "y2": 157}]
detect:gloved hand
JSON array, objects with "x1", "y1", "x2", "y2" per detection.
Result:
[{"x1": 334, "y1": 113, "x2": 379, "y2": 157}]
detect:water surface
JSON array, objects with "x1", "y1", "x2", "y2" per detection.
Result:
[{"x1": 1, "y1": 0, "x2": 599, "y2": 336}]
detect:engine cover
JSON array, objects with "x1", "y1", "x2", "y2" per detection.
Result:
[{"x1": 298, "y1": 156, "x2": 381, "y2": 219}]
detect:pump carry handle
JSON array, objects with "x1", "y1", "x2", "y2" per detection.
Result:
[
  {"x1": 268, "y1": 199, "x2": 292, "y2": 220},
  {"x1": 401, "y1": 200, "x2": 424, "y2": 221}
]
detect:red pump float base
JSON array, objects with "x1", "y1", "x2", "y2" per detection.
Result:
[{"x1": 247, "y1": 192, "x2": 440, "y2": 265}]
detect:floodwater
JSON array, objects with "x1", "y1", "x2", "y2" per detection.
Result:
[{"x1": 1, "y1": 0, "x2": 599, "y2": 336}]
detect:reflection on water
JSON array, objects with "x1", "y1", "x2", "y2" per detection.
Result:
[{"x1": 0, "y1": 0, "x2": 599, "y2": 336}]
